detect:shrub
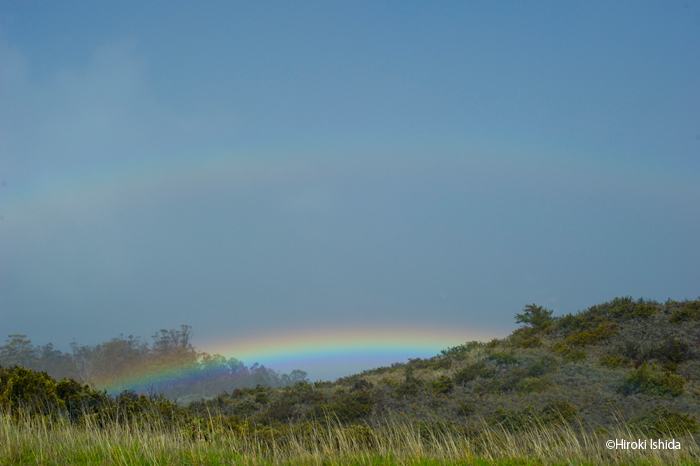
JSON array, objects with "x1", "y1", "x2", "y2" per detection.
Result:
[
  {"x1": 429, "y1": 375, "x2": 454, "y2": 395},
  {"x1": 431, "y1": 358, "x2": 453, "y2": 369},
  {"x1": 599, "y1": 354, "x2": 630, "y2": 368},
  {"x1": 453, "y1": 361, "x2": 494, "y2": 384},
  {"x1": 653, "y1": 338, "x2": 691, "y2": 365},
  {"x1": 510, "y1": 327, "x2": 542, "y2": 348},
  {"x1": 260, "y1": 399, "x2": 298, "y2": 424},
  {"x1": 485, "y1": 338, "x2": 501, "y2": 349},
  {"x1": 440, "y1": 341, "x2": 483, "y2": 359},
  {"x1": 540, "y1": 400, "x2": 579, "y2": 425},
  {"x1": 609, "y1": 296, "x2": 658, "y2": 319},
  {"x1": 526, "y1": 357, "x2": 557, "y2": 377},
  {"x1": 0, "y1": 365, "x2": 125, "y2": 421},
  {"x1": 0, "y1": 365, "x2": 67, "y2": 415},
  {"x1": 552, "y1": 342, "x2": 570, "y2": 355},
  {"x1": 488, "y1": 352, "x2": 519, "y2": 365},
  {"x1": 618, "y1": 363, "x2": 686, "y2": 397},
  {"x1": 488, "y1": 404, "x2": 539, "y2": 432},
  {"x1": 518, "y1": 376, "x2": 555, "y2": 393},
  {"x1": 350, "y1": 379, "x2": 374, "y2": 392},
  {"x1": 564, "y1": 349, "x2": 586, "y2": 362},
  {"x1": 627, "y1": 407, "x2": 699, "y2": 436},
  {"x1": 555, "y1": 312, "x2": 589, "y2": 334},
  {"x1": 317, "y1": 389, "x2": 373, "y2": 423},
  {"x1": 669, "y1": 300, "x2": 700, "y2": 323},
  {"x1": 489, "y1": 401, "x2": 578, "y2": 432},
  {"x1": 458, "y1": 402, "x2": 475, "y2": 417},
  {"x1": 393, "y1": 368, "x2": 423, "y2": 398},
  {"x1": 564, "y1": 317, "x2": 619, "y2": 347},
  {"x1": 230, "y1": 400, "x2": 258, "y2": 416},
  {"x1": 481, "y1": 368, "x2": 553, "y2": 394},
  {"x1": 616, "y1": 341, "x2": 644, "y2": 360},
  {"x1": 552, "y1": 342, "x2": 585, "y2": 361}
]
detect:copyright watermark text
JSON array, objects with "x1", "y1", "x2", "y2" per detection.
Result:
[{"x1": 606, "y1": 439, "x2": 681, "y2": 450}]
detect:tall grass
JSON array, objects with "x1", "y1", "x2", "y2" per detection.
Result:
[{"x1": 1, "y1": 411, "x2": 698, "y2": 465}]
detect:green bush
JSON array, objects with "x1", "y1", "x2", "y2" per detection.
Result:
[
  {"x1": 485, "y1": 338, "x2": 501, "y2": 349},
  {"x1": 618, "y1": 363, "x2": 686, "y2": 397},
  {"x1": 627, "y1": 407, "x2": 699, "y2": 436},
  {"x1": 489, "y1": 401, "x2": 578, "y2": 432},
  {"x1": 458, "y1": 402, "x2": 475, "y2": 417},
  {"x1": 518, "y1": 376, "x2": 555, "y2": 393},
  {"x1": 431, "y1": 358, "x2": 453, "y2": 369},
  {"x1": 653, "y1": 337, "x2": 690, "y2": 365},
  {"x1": 453, "y1": 361, "x2": 495, "y2": 384},
  {"x1": 392, "y1": 368, "x2": 423, "y2": 398},
  {"x1": 552, "y1": 342, "x2": 586, "y2": 361},
  {"x1": 317, "y1": 388, "x2": 373, "y2": 423},
  {"x1": 230, "y1": 400, "x2": 258, "y2": 416},
  {"x1": 564, "y1": 349, "x2": 587, "y2": 362},
  {"x1": 0, "y1": 365, "x2": 67, "y2": 416},
  {"x1": 509, "y1": 327, "x2": 542, "y2": 348},
  {"x1": 564, "y1": 317, "x2": 619, "y2": 347},
  {"x1": 488, "y1": 352, "x2": 519, "y2": 365},
  {"x1": 599, "y1": 354, "x2": 630, "y2": 368},
  {"x1": 526, "y1": 357, "x2": 557, "y2": 377},
  {"x1": 440, "y1": 341, "x2": 483, "y2": 359},
  {"x1": 260, "y1": 399, "x2": 298, "y2": 424},
  {"x1": 540, "y1": 400, "x2": 579, "y2": 425},
  {"x1": 429, "y1": 375, "x2": 454, "y2": 395},
  {"x1": 669, "y1": 300, "x2": 700, "y2": 323},
  {"x1": 609, "y1": 296, "x2": 659, "y2": 319},
  {"x1": 482, "y1": 368, "x2": 553, "y2": 394}
]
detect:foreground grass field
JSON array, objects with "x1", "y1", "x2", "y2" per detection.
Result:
[{"x1": 2, "y1": 412, "x2": 699, "y2": 466}]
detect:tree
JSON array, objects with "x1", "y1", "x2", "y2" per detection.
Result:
[
  {"x1": 0, "y1": 334, "x2": 38, "y2": 368},
  {"x1": 515, "y1": 303, "x2": 553, "y2": 330},
  {"x1": 289, "y1": 370, "x2": 308, "y2": 384}
]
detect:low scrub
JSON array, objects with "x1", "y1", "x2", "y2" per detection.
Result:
[
  {"x1": 488, "y1": 400, "x2": 578, "y2": 432},
  {"x1": 618, "y1": 363, "x2": 686, "y2": 397},
  {"x1": 453, "y1": 360, "x2": 495, "y2": 384},
  {"x1": 627, "y1": 406, "x2": 699, "y2": 436},
  {"x1": 488, "y1": 352, "x2": 519, "y2": 365},
  {"x1": 563, "y1": 316, "x2": 619, "y2": 347},
  {"x1": 669, "y1": 300, "x2": 700, "y2": 323}
]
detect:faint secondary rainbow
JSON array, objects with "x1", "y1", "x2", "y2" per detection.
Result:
[
  {"x1": 100, "y1": 325, "x2": 500, "y2": 393},
  {"x1": 0, "y1": 153, "x2": 320, "y2": 240}
]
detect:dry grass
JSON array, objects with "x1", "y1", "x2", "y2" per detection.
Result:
[{"x1": 1, "y1": 411, "x2": 699, "y2": 465}]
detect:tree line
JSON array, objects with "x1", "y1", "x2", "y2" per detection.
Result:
[{"x1": 0, "y1": 325, "x2": 308, "y2": 400}]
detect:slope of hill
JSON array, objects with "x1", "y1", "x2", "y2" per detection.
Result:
[{"x1": 187, "y1": 297, "x2": 700, "y2": 435}]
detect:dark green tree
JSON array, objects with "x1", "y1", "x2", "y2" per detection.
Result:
[{"x1": 515, "y1": 304, "x2": 553, "y2": 330}]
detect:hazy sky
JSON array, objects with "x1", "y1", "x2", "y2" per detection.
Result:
[{"x1": 1, "y1": 1, "x2": 699, "y2": 381}]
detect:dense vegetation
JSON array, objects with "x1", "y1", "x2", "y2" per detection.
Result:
[
  {"x1": 0, "y1": 326, "x2": 308, "y2": 401},
  {"x1": 2, "y1": 296, "x2": 700, "y2": 465}
]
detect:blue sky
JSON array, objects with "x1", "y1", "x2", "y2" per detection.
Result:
[{"x1": 0, "y1": 1, "x2": 699, "y2": 380}]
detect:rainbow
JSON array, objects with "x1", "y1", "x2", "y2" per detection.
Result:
[
  {"x1": 100, "y1": 325, "x2": 499, "y2": 393},
  {"x1": 200, "y1": 325, "x2": 493, "y2": 370}
]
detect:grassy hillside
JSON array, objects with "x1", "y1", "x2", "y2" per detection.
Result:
[
  {"x1": 190, "y1": 297, "x2": 700, "y2": 434},
  {"x1": 2, "y1": 296, "x2": 700, "y2": 465}
]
